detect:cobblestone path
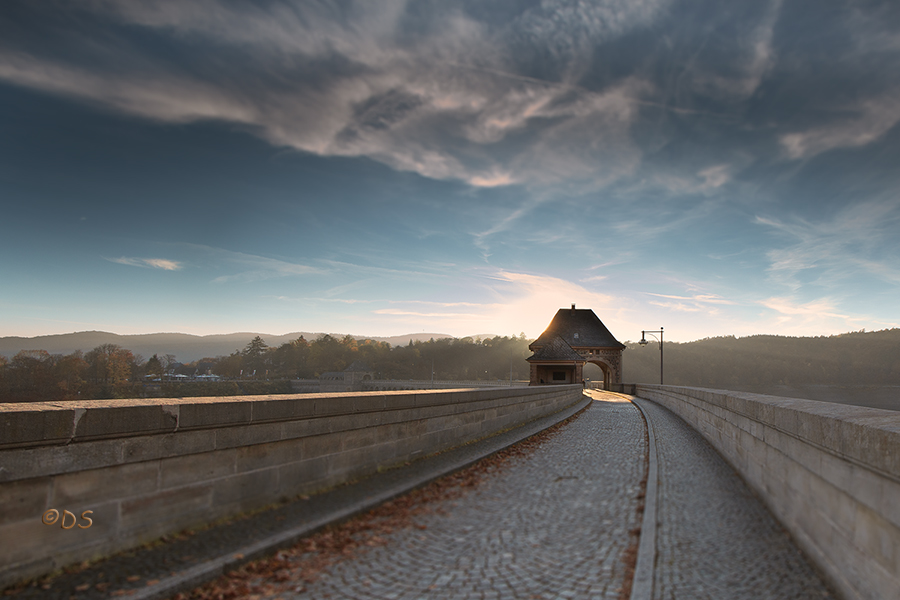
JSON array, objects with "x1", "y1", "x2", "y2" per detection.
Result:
[
  {"x1": 637, "y1": 399, "x2": 836, "y2": 600},
  {"x1": 287, "y1": 395, "x2": 646, "y2": 600}
]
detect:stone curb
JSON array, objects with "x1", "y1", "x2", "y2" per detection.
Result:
[
  {"x1": 126, "y1": 394, "x2": 594, "y2": 600},
  {"x1": 629, "y1": 397, "x2": 659, "y2": 600}
]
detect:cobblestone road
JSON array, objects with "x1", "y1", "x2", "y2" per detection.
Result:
[
  {"x1": 637, "y1": 399, "x2": 836, "y2": 600},
  {"x1": 285, "y1": 395, "x2": 647, "y2": 599}
]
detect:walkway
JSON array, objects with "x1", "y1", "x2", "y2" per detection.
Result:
[
  {"x1": 285, "y1": 394, "x2": 646, "y2": 599},
  {"x1": 634, "y1": 398, "x2": 835, "y2": 600}
]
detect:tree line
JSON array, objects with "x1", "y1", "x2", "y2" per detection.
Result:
[
  {"x1": 623, "y1": 329, "x2": 900, "y2": 389},
  {"x1": 0, "y1": 334, "x2": 533, "y2": 402},
  {"x1": 2, "y1": 328, "x2": 897, "y2": 402}
]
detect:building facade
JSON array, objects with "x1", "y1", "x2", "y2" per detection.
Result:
[{"x1": 527, "y1": 305, "x2": 625, "y2": 389}]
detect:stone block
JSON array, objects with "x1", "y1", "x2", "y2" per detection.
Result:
[
  {"x1": 160, "y1": 449, "x2": 236, "y2": 489},
  {"x1": 382, "y1": 392, "x2": 418, "y2": 411},
  {"x1": 844, "y1": 464, "x2": 885, "y2": 515},
  {"x1": 0, "y1": 406, "x2": 75, "y2": 449},
  {"x1": 236, "y1": 439, "x2": 303, "y2": 473},
  {"x1": 335, "y1": 411, "x2": 385, "y2": 432},
  {"x1": 326, "y1": 445, "x2": 387, "y2": 480},
  {"x1": 215, "y1": 422, "x2": 282, "y2": 450},
  {"x1": 178, "y1": 398, "x2": 252, "y2": 429},
  {"x1": 53, "y1": 461, "x2": 159, "y2": 505},
  {"x1": 851, "y1": 504, "x2": 898, "y2": 571},
  {"x1": 352, "y1": 394, "x2": 386, "y2": 413},
  {"x1": 120, "y1": 485, "x2": 212, "y2": 533},
  {"x1": 0, "y1": 477, "x2": 51, "y2": 526},
  {"x1": 314, "y1": 396, "x2": 359, "y2": 417},
  {"x1": 840, "y1": 415, "x2": 900, "y2": 478},
  {"x1": 122, "y1": 429, "x2": 216, "y2": 463},
  {"x1": 301, "y1": 433, "x2": 344, "y2": 459},
  {"x1": 879, "y1": 478, "x2": 900, "y2": 531},
  {"x1": 73, "y1": 404, "x2": 177, "y2": 441},
  {"x1": 250, "y1": 396, "x2": 317, "y2": 422},
  {"x1": 277, "y1": 456, "x2": 331, "y2": 494},
  {"x1": 281, "y1": 415, "x2": 337, "y2": 439},
  {"x1": 339, "y1": 425, "x2": 386, "y2": 453},
  {"x1": 448, "y1": 390, "x2": 480, "y2": 406},
  {"x1": 211, "y1": 468, "x2": 279, "y2": 508},
  {"x1": 0, "y1": 439, "x2": 124, "y2": 482},
  {"x1": 0, "y1": 500, "x2": 119, "y2": 567},
  {"x1": 0, "y1": 556, "x2": 55, "y2": 591}
]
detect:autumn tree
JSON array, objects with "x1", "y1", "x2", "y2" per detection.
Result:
[
  {"x1": 85, "y1": 344, "x2": 137, "y2": 398},
  {"x1": 270, "y1": 336, "x2": 312, "y2": 379},
  {"x1": 242, "y1": 336, "x2": 270, "y2": 378}
]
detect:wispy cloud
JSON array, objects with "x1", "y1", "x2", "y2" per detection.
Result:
[
  {"x1": 373, "y1": 309, "x2": 484, "y2": 319},
  {"x1": 166, "y1": 243, "x2": 322, "y2": 283},
  {"x1": 688, "y1": 0, "x2": 783, "y2": 100},
  {"x1": 780, "y1": 91, "x2": 900, "y2": 159},
  {"x1": 755, "y1": 199, "x2": 900, "y2": 291},
  {"x1": 645, "y1": 292, "x2": 736, "y2": 315},
  {"x1": 0, "y1": 1, "x2": 661, "y2": 191},
  {"x1": 211, "y1": 254, "x2": 321, "y2": 283},
  {"x1": 646, "y1": 292, "x2": 737, "y2": 305},
  {"x1": 760, "y1": 296, "x2": 852, "y2": 321},
  {"x1": 108, "y1": 257, "x2": 182, "y2": 270},
  {"x1": 648, "y1": 300, "x2": 704, "y2": 313}
]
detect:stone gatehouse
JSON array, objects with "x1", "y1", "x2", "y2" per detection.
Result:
[{"x1": 527, "y1": 305, "x2": 625, "y2": 389}]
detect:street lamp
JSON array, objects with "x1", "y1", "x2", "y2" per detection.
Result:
[{"x1": 639, "y1": 327, "x2": 664, "y2": 385}]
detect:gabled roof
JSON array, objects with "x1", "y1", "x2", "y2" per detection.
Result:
[
  {"x1": 526, "y1": 335, "x2": 585, "y2": 362},
  {"x1": 531, "y1": 307, "x2": 626, "y2": 349}
]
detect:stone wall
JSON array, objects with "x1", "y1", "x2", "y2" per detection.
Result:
[
  {"x1": 0, "y1": 385, "x2": 583, "y2": 588},
  {"x1": 635, "y1": 385, "x2": 900, "y2": 600}
]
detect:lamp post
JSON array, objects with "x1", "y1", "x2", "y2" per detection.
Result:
[{"x1": 639, "y1": 327, "x2": 664, "y2": 385}]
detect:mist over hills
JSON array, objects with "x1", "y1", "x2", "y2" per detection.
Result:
[{"x1": 0, "y1": 331, "x2": 459, "y2": 363}]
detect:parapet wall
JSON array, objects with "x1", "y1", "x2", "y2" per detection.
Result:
[
  {"x1": 0, "y1": 385, "x2": 583, "y2": 588},
  {"x1": 636, "y1": 385, "x2": 900, "y2": 600}
]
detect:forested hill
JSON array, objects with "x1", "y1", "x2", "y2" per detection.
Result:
[
  {"x1": 0, "y1": 330, "x2": 454, "y2": 363},
  {"x1": 622, "y1": 328, "x2": 900, "y2": 387}
]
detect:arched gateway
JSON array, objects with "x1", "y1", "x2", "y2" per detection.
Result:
[{"x1": 527, "y1": 305, "x2": 625, "y2": 389}]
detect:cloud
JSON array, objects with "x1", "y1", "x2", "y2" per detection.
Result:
[
  {"x1": 760, "y1": 296, "x2": 851, "y2": 321},
  {"x1": 358, "y1": 268, "x2": 637, "y2": 338},
  {"x1": 644, "y1": 292, "x2": 736, "y2": 316},
  {"x1": 755, "y1": 199, "x2": 900, "y2": 290},
  {"x1": 688, "y1": 0, "x2": 783, "y2": 100},
  {"x1": 210, "y1": 254, "x2": 321, "y2": 283},
  {"x1": 108, "y1": 257, "x2": 182, "y2": 270},
  {"x1": 163, "y1": 243, "x2": 322, "y2": 283},
  {"x1": 373, "y1": 309, "x2": 483, "y2": 318},
  {"x1": 646, "y1": 292, "x2": 736, "y2": 305},
  {"x1": 779, "y1": 92, "x2": 900, "y2": 159},
  {"x1": 0, "y1": 1, "x2": 664, "y2": 190}
]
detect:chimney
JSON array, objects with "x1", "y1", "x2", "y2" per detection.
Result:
[{"x1": 571, "y1": 303, "x2": 576, "y2": 311}]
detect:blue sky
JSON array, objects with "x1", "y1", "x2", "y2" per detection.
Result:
[{"x1": 1, "y1": 0, "x2": 899, "y2": 342}]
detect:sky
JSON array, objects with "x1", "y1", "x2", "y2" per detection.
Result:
[{"x1": 1, "y1": 0, "x2": 899, "y2": 343}]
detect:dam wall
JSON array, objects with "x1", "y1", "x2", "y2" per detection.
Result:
[
  {"x1": 0, "y1": 385, "x2": 584, "y2": 587},
  {"x1": 635, "y1": 384, "x2": 900, "y2": 600}
]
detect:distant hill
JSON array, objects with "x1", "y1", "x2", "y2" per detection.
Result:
[
  {"x1": 0, "y1": 331, "x2": 459, "y2": 363},
  {"x1": 623, "y1": 329, "x2": 900, "y2": 388}
]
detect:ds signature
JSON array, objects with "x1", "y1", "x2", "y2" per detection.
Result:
[{"x1": 42, "y1": 509, "x2": 93, "y2": 529}]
